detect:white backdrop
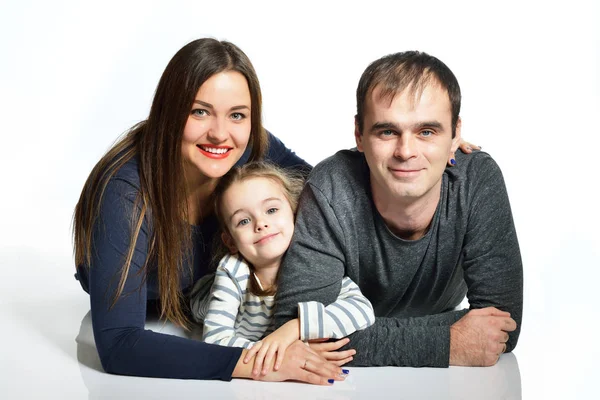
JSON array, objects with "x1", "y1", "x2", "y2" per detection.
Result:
[{"x1": 1, "y1": 0, "x2": 599, "y2": 398}]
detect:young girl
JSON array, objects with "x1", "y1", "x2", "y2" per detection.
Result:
[{"x1": 197, "y1": 161, "x2": 375, "y2": 376}]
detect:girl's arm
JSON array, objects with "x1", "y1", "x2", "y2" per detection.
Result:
[
  {"x1": 298, "y1": 277, "x2": 375, "y2": 341},
  {"x1": 202, "y1": 255, "x2": 268, "y2": 349}
]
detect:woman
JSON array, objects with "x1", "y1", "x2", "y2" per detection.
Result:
[{"x1": 73, "y1": 38, "x2": 342, "y2": 383}]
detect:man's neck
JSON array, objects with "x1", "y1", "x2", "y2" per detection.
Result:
[{"x1": 372, "y1": 181, "x2": 441, "y2": 241}]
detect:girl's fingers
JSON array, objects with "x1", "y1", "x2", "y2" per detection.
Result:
[
  {"x1": 261, "y1": 346, "x2": 279, "y2": 375},
  {"x1": 244, "y1": 341, "x2": 262, "y2": 363},
  {"x1": 274, "y1": 347, "x2": 286, "y2": 371}
]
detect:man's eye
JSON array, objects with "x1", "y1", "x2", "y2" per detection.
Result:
[
  {"x1": 237, "y1": 218, "x2": 250, "y2": 226},
  {"x1": 421, "y1": 130, "x2": 433, "y2": 137},
  {"x1": 191, "y1": 109, "x2": 208, "y2": 116},
  {"x1": 266, "y1": 208, "x2": 278, "y2": 214},
  {"x1": 381, "y1": 130, "x2": 394, "y2": 136},
  {"x1": 231, "y1": 112, "x2": 245, "y2": 121}
]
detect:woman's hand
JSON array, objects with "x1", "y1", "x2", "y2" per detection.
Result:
[
  {"x1": 256, "y1": 340, "x2": 346, "y2": 385},
  {"x1": 244, "y1": 319, "x2": 300, "y2": 376},
  {"x1": 449, "y1": 138, "x2": 481, "y2": 166}
]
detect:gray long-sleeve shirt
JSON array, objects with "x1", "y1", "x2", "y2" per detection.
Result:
[{"x1": 274, "y1": 149, "x2": 523, "y2": 367}]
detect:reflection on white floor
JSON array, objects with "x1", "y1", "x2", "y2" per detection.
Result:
[{"x1": 74, "y1": 311, "x2": 522, "y2": 400}]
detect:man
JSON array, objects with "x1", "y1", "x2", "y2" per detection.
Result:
[{"x1": 273, "y1": 51, "x2": 523, "y2": 367}]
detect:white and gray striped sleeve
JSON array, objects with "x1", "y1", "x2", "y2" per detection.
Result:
[
  {"x1": 202, "y1": 255, "x2": 255, "y2": 349},
  {"x1": 298, "y1": 276, "x2": 375, "y2": 341}
]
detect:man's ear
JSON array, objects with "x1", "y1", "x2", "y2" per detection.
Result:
[
  {"x1": 451, "y1": 117, "x2": 462, "y2": 153},
  {"x1": 354, "y1": 116, "x2": 364, "y2": 152},
  {"x1": 221, "y1": 232, "x2": 238, "y2": 254}
]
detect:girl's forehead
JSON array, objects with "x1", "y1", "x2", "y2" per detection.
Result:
[{"x1": 223, "y1": 177, "x2": 287, "y2": 207}]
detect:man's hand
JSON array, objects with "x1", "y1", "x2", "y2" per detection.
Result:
[
  {"x1": 449, "y1": 307, "x2": 516, "y2": 367},
  {"x1": 244, "y1": 319, "x2": 300, "y2": 376},
  {"x1": 308, "y1": 338, "x2": 356, "y2": 366}
]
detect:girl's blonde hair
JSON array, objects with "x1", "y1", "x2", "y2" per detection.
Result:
[{"x1": 212, "y1": 161, "x2": 305, "y2": 296}]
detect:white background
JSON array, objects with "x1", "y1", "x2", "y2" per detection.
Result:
[{"x1": 1, "y1": 0, "x2": 599, "y2": 398}]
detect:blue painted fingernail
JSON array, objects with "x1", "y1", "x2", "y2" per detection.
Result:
[
  {"x1": 450, "y1": 158, "x2": 456, "y2": 165},
  {"x1": 342, "y1": 369, "x2": 350, "y2": 374},
  {"x1": 328, "y1": 379, "x2": 335, "y2": 384}
]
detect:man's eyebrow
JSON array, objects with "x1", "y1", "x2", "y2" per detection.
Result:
[
  {"x1": 370, "y1": 121, "x2": 401, "y2": 132},
  {"x1": 412, "y1": 121, "x2": 444, "y2": 131}
]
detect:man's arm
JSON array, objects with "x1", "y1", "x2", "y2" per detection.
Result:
[{"x1": 275, "y1": 183, "x2": 466, "y2": 367}]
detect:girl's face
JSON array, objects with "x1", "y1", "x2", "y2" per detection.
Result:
[
  {"x1": 220, "y1": 177, "x2": 295, "y2": 270},
  {"x1": 181, "y1": 71, "x2": 252, "y2": 183}
]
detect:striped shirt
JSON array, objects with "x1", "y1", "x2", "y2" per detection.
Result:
[{"x1": 202, "y1": 254, "x2": 375, "y2": 349}]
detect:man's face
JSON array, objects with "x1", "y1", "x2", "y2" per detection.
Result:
[{"x1": 355, "y1": 82, "x2": 461, "y2": 206}]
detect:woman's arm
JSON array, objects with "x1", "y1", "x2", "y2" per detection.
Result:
[{"x1": 86, "y1": 175, "x2": 243, "y2": 380}]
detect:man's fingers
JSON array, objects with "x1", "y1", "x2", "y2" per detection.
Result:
[
  {"x1": 333, "y1": 356, "x2": 353, "y2": 366},
  {"x1": 309, "y1": 338, "x2": 350, "y2": 352},
  {"x1": 502, "y1": 317, "x2": 517, "y2": 332},
  {"x1": 324, "y1": 349, "x2": 356, "y2": 361},
  {"x1": 471, "y1": 307, "x2": 510, "y2": 317}
]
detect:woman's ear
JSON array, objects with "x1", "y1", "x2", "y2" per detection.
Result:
[{"x1": 221, "y1": 232, "x2": 238, "y2": 254}]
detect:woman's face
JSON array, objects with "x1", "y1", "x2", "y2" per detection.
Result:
[{"x1": 182, "y1": 71, "x2": 252, "y2": 183}]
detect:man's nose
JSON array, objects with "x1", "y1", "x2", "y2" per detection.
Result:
[{"x1": 394, "y1": 134, "x2": 418, "y2": 160}]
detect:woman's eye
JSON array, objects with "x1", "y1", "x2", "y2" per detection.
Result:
[
  {"x1": 237, "y1": 218, "x2": 250, "y2": 227},
  {"x1": 266, "y1": 207, "x2": 278, "y2": 214},
  {"x1": 231, "y1": 112, "x2": 245, "y2": 121},
  {"x1": 420, "y1": 130, "x2": 433, "y2": 137},
  {"x1": 191, "y1": 109, "x2": 208, "y2": 117}
]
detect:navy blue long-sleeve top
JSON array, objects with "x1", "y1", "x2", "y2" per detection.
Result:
[{"x1": 75, "y1": 132, "x2": 310, "y2": 380}]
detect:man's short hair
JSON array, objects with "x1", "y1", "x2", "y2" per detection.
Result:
[{"x1": 355, "y1": 51, "x2": 462, "y2": 137}]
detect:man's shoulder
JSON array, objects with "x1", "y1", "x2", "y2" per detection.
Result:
[
  {"x1": 307, "y1": 149, "x2": 368, "y2": 192},
  {"x1": 447, "y1": 149, "x2": 503, "y2": 183}
]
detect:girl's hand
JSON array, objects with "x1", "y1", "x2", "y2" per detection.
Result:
[
  {"x1": 308, "y1": 337, "x2": 356, "y2": 366},
  {"x1": 244, "y1": 319, "x2": 300, "y2": 376},
  {"x1": 257, "y1": 340, "x2": 346, "y2": 385}
]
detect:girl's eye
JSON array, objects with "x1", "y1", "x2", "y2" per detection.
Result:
[
  {"x1": 237, "y1": 218, "x2": 250, "y2": 227},
  {"x1": 192, "y1": 109, "x2": 208, "y2": 117},
  {"x1": 266, "y1": 207, "x2": 278, "y2": 215},
  {"x1": 231, "y1": 112, "x2": 245, "y2": 121},
  {"x1": 420, "y1": 130, "x2": 433, "y2": 137}
]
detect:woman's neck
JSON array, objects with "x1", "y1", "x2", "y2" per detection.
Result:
[{"x1": 184, "y1": 168, "x2": 218, "y2": 225}]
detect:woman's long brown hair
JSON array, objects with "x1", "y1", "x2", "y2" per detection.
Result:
[{"x1": 73, "y1": 39, "x2": 268, "y2": 328}]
